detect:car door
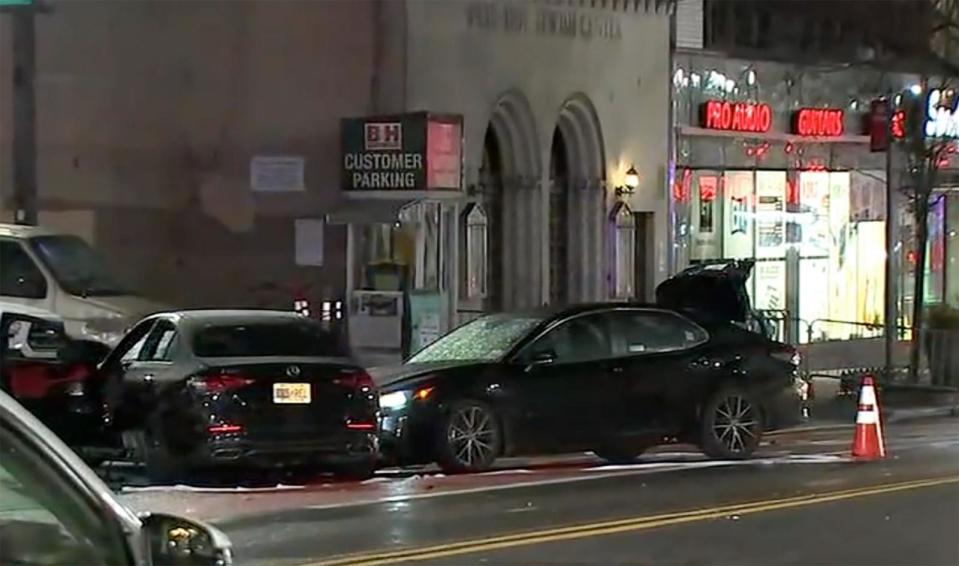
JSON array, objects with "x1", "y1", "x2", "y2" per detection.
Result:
[
  {"x1": 607, "y1": 309, "x2": 716, "y2": 438},
  {"x1": 100, "y1": 318, "x2": 156, "y2": 428},
  {"x1": 509, "y1": 312, "x2": 617, "y2": 452},
  {"x1": 117, "y1": 318, "x2": 186, "y2": 421}
]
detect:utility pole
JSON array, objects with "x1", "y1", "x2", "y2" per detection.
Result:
[{"x1": 3, "y1": 0, "x2": 38, "y2": 225}]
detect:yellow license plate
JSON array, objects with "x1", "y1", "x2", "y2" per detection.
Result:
[{"x1": 272, "y1": 383, "x2": 311, "y2": 404}]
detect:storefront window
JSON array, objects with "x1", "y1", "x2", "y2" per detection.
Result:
[
  {"x1": 462, "y1": 204, "x2": 488, "y2": 300},
  {"x1": 947, "y1": 195, "x2": 959, "y2": 308},
  {"x1": 683, "y1": 166, "x2": 887, "y2": 342},
  {"x1": 611, "y1": 205, "x2": 636, "y2": 299},
  {"x1": 353, "y1": 202, "x2": 442, "y2": 293}
]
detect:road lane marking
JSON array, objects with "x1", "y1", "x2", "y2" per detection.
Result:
[{"x1": 301, "y1": 475, "x2": 959, "y2": 566}]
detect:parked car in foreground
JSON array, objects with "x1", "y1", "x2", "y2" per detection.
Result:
[
  {"x1": 0, "y1": 389, "x2": 232, "y2": 565},
  {"x1": 375, "y1": 261, "x2": 804, "y2": 473},
  {"x1": 101, "y1": 310, "x2": 378, "y2": 482}
]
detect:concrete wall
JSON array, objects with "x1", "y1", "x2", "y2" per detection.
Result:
[
  {"x1": 0, "y1": 0, "x2": 376, "y2": 309},
  {"x1": 403, "y1": 0, "x2": 672, "y2": 305}
]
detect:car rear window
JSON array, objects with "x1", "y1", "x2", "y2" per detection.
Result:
[{"x1": 192, "y1": 321, "x2": 345, "y2": 358}]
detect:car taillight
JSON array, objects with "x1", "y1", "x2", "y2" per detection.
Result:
[
  {"x1": 190, "y1": 372, "x2": 254, "y2": 394},
  {"x1": 333, "y1": 370, "x2": 375, "y2": 392},
  {"x1": 208, "y1": 423, "x2": 243, "y2": 434}
]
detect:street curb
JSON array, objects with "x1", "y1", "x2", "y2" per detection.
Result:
[{"x1": 769, "y1": 405, "x2": 958, "y2": 436}]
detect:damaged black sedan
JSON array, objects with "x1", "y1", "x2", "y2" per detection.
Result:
[{"x1": 375, "y1": 260, "x2": 804, "y2": 473}]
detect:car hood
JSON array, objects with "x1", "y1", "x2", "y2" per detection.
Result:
[
  {"x1": 655, "y1": 259, "x2": 755, "y2": 322},
  {"x1": 74, "y1": 294, "x2": 169, "y2": 318},
  {"x1": 369, "y1": 360, "x2": 488, "y2": 389}
]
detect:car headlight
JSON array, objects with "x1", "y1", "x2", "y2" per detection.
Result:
[{"x1": 379, "y1": 391, "x2": 411, "y2": 410}]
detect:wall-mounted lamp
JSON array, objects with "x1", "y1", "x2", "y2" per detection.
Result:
[{"x1": 615, "y1": 166, "x2": 640, "y2": 197}]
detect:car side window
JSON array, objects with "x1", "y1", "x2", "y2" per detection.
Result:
[
  {"x1": 0, "y1": 241, "x2": 48, "y2": 300},
  {"x1": 107, "y1": 319, "x2": 155, "y2": 366},
  {"x1": 0, "y1": 422, "x2": 127, "y2": 565},
  {"x1": 611, "y1": 311, "x2": 709, "y2": 355},
  {"x1": 525, "y1": 314, "x2": 613, "y2": 364},
  {"x1": 138, "y1": 320, "x2": 178, "y2": 362}
]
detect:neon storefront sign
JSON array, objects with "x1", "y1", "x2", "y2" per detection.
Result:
[
  {"x1": 701, "y1": 100, "x2": 772, "y2": 133},
  {"x1": 925, "y1": 89, "x2": 959, "y2": 139},
  {"x1": 793, "y1": 108, "x2": 844, "y2": 137}
]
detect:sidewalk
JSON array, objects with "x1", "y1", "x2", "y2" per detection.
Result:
[{"x1": 797, "y1": 376, "x2": 959, "y2": 432}]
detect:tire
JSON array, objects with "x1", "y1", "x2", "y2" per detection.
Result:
[
  {"x1": 593, "y1": 444, "x2": 649, "y2": 465},
  {"x1": 435, "y1": 400, "x2": 502, "y2": 474},
  {"x1": 700, "y1": 386, "x2": 763, "y2": 460}
]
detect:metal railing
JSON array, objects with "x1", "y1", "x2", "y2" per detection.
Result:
[{"x1": 757, "y1": 309, "x2": 959, "y2": 387}]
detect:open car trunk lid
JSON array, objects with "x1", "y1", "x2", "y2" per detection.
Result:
[{"x1": 655, "y1": 260, "x2": 755, "y2": 323}]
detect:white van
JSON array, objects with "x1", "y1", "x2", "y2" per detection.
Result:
[{"x1": 0, "y1": 224, "x2": 166, "y2": 347}]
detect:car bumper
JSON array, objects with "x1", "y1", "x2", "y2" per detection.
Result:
[
  {"x1": 378, "y1": 409, "x2": 437, "y2": 465},
  {"x1": 764, "y1": 378, "x2": 810, "y2": 430},
  {"x1": 193, "y1": 431, "x2": 379, "y2": 468}
]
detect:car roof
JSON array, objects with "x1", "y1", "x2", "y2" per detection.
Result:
[
  {"x1": 151, "y1": 309, "x2": 313, "y2": 326},
  {"x1": 497, "y1": 302, "x2": 666, "y2": 321},
  {"x1": 0, "y1": 223, "x2": 62, "y2": 239}
]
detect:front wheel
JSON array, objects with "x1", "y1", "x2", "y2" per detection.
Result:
[
  {"x1": 435, "y1": 400, "x2": 501, "y2": 474},
  {"x1": 700, "y1": 387, "x2": 763, "y2": 460}
]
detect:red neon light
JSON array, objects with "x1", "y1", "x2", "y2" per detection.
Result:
[
  {"x1": 699, "y1": 176, "x2": 717, "y2": 202},
  {"x1": 702, "y1": 100, "x2": 772, "y2": 133},
  {"x1": 891, "y1": 111, "x2": 906, "y2": 139},
  {"x1": 786, "y1": 180, "x2": 799, "y2": 206},
  {"x1": 794, "y1": 108, "x2": 844, "y2": 137},
  {"x1": 346, "y1": 422, "x2": 376, "y2": 431}
]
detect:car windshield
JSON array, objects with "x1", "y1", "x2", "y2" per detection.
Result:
[
  {"x1": 192, "y1": 320, "x2": 346, "y2": 358},
  {"x1": 407, "y1": 314, "x2": 544, "y2": 363},
  {"x1": 28, "y1": 236, "x2": 130, "y2": 297}
]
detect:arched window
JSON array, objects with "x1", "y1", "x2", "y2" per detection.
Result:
[
  {"x1": 611, "y1": 202, "x2": 636, "y2": 300},
  {"x1": 461, "y1": 203, "x2": 488, "y2": 300}
]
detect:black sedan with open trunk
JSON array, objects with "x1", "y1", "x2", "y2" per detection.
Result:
[
  {"x1": 374, "y1": 261, "x2": 805, "y2": 473},
  {"x1": 100, "y1": 310, "x2": 378, "y2": 481}
]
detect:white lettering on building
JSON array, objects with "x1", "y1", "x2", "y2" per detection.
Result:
[{"x1": 925, "y1": 89, "x2": 959, "y2": 140}]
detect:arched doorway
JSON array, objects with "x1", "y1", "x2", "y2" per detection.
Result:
[
  {"x1": 550, "y1": 95, "x2": 606, "y2": 304},
  {"x1": 467, "y1": 91, "x2": 542, "y2": 313},
  {"x1": 549, "y1": 128, "x2": 570, "y2": 306},
  {"x1": 479, "y1": 126, "x2": 504, "y2": 311}
]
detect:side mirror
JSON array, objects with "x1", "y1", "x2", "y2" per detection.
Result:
[
  {"x1": 141, "y1": 513, "x2": 233, "y2": 566},
  {"x1": 524, "y1": 350, "x2": 556, "y2": 371}
]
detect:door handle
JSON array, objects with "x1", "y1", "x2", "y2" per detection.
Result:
[
  {"x1": 609, "y1": 365, "x2": 625, "y2": 374},
  {"x1": 142, "y1": 374, "x2": 155, "y2": 387}
]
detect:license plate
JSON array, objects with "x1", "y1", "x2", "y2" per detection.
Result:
[{"x1": 272, "y1": 383, "x2": 311, "y2": 404}]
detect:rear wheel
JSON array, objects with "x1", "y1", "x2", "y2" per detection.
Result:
[
  {"x1": 700, "y1": 387, "x2": 763, "y2": 460},
  {"x1": 435, "y1": 400, "x2": 501, "y2": 474}
]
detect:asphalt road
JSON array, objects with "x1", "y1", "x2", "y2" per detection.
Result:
[{"x1": 182, "y1": 417, "x2": 959, "y2": 566}]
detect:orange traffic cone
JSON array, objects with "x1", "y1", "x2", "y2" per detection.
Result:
[{"x1": 851, "y1": 375, "x2": 886, "y2": 460}]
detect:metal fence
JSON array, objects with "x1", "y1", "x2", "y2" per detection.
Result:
[{"x1": 757, "y1": 309, "x2": 959, "y2": 387}]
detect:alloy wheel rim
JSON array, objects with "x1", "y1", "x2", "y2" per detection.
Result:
[
  {"x1": 712, "y1": 395, "x2": 759, "y2": 454},
  {"x1": 448, "y1": 406, "x2": 496, "y2": 467}
]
